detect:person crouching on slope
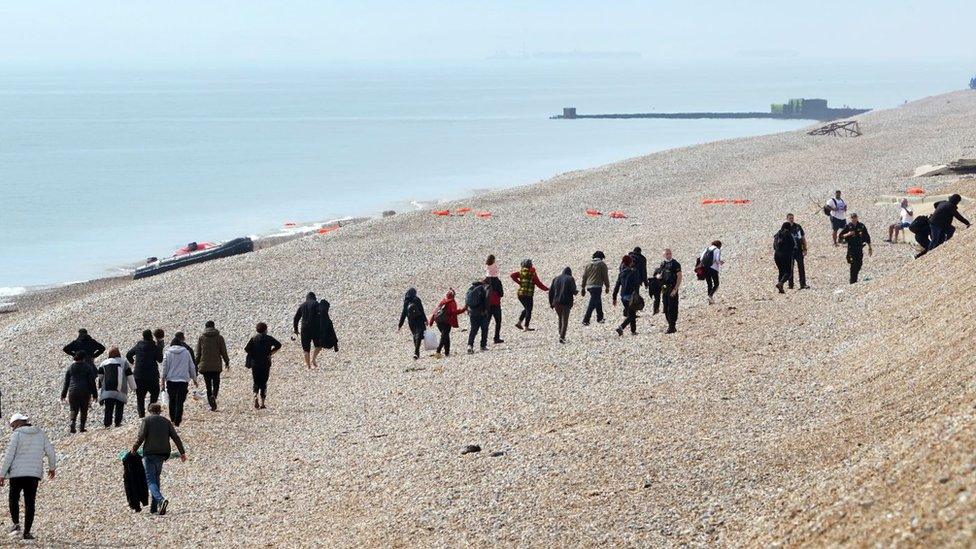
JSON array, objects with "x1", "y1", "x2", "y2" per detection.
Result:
[
  {"x1": 429, "y1": 289, "x2": 466, "y2": 358},
  {"x1": 549, "y1": 267, "x2": 577, "y2": 344},
  {"x1": 398, "y1": 288, "x2": 426, "y2": 360},
  {"x1": 510, "y1": 259, "x2": 548, "y2": 331}
]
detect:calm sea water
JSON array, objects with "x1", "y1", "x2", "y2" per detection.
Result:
[{"x1": 0, "y1": 59, "x2": 969, "y2": 289}]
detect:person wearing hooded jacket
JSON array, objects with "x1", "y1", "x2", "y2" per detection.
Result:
[
  {"x1": 1, "y1": 413, "x2": 57, "y2": 541},
  {"x1": 126, "y1": 330, "x2": 164, "y2": 418},
  {"x1": 773, "y1": 222, "x2": 795, "y2": 293},
  {"x1": 928, "y1": 193, "x2": 971, "y2": 250},
  {"x1": 244, "y1": 322, "x2": 282, "y2": 409},
  {"x1": 97, "y1": 347, "x2": 136, "y2": 428},
  {"x1": 62, "y1": 328, "x2": 105, "y2": 377},
  {"x1": 510, "y1": 259, "x2": 548, "y2": 331},
  {"x1": 465, "y1": 280, "x2": 491, "y2": 354},
  {"x1": 195, "y1": 321, "x2": 229, "y2": 412},
  {"x1": 314, "y1": 299, "x2": 339, "y2": 361},
  {"x1": 580, "y1": 251, "x2": 610, "y2": 325},
  {"x1": 60, "y1": 351, "x2": 97, "y2": 433},
  {"x1": 398, "y1": 288, "x2": 426, "y2": 360},
  {"x1": 629, "y1": 247, "x2": 649, "y2": 290},
  {"x1": 549, "y1": 267, "x2": 578, "y2": 343},
  {"x1": 293, "y1": 292, "x2": 320, "y2": 369},
  {"x1": 484, "y1": 255, "x2": 505, "y2": 344},
  {"x1": 161, "y1": 333, "x2": 198, "y2": 427},
  {"x1": 613, "y1": 255, "x2": 642, "y2": 336},
  {"x1": 429, "y1": 290, "x2": 466, "y2": 357}
]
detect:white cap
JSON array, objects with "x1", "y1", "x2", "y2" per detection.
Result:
[{"x1": 8, "y1": 413, "x2": 28, "y2": 425}]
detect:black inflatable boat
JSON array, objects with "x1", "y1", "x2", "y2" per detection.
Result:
[{"x1": 133, "y1": 237, "x2": 254, "y2": 279}]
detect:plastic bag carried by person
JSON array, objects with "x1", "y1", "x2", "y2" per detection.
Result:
[{"x1": 423, "y1": 329, "x2": 439, "y2": 351}]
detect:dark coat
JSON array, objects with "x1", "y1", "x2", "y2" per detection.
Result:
[
  {"x1": 398, "y1": 289, "x2": 426, "y2": 334},
  {"x1": 613, "y1": 266, "x2": 641, "y2": 301},
  {"x1": 293, "y1": 297, "x2": 319, "y2": 334},
  {"x1": 126, "y1": 340, "x2": 163, "y2": 388},
  {"x1": 61, "y1": 360, "x2": 97, "y2": 400},
  {"x1": 122, "y1": 451, "x2": 149, "y2": 512},
  {"x1": 244, "y1": 333, "x2": 282, "y2": 371},
  {"x1": 317, "y1": 300, "x2": 339, "y2": 350},
  {"x1": 195, "y1": 328, "x2": 229, "y2": 373},
  {"x1": 548, "y1": 267, "x2": 578, "y2": 307},
  {"x1": 63, "y1": 335, "x2": 105, "y2": 361}
]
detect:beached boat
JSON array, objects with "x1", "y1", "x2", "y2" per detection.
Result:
[{"x1": 133, "y1": 237, "x2": 253, "y2": 280}]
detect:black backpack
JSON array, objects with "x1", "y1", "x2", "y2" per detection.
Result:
[
  {"x1": 774, "y1": 232, "x2": 793, "y2": 255},
  {"x1": 406, "y1": 301, "x2": 424, "y2": 322},
  {"x1": 465, "y1": 285, "x2": 487, "y2": 312},
  {"x1": 701, "y1": 248, "x2": 715, "y2": 268},
  {"x1": 433, "y1": 304, "x2": 448, "y2": 324}
]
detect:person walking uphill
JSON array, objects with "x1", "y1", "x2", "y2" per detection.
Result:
[
  {"x1": 655, "y1": 249, "x2": 682, "y2": 334},
  {"x1": 613, "y1": 255, "x2": 642, "y2": 336},
  {"x1": 293, "y1": 292, "x2": 320, "y2": 369},
  {"x1": 465, "y1": 280, "x2": 491, "y2": 354},
  {"x1": 97, "y1": 347, "x2": 136, "y2": 428},
  {"x1": 195, "y1": 321, "x2": 229, "y2": 412},
  {"x1": 511, "y1": 259, "x2": 548, "y2": 331},
  {"x1": 580, "y1": 251, "x2": 610, "y2": 325},
  {"x1": 549, "y1": 267, "x2": 577, "y2": 343},
  {"x1": 60, "y1": 352, "x2": 97, "y2": 433},
  {"x1": 0, "y1": 413, "x2": 56, "y2": 541},
  {"x1": 131, "y1": 403, "x2": 186, "y2": 516},
  {"x1": 127, "y1": 330, "x2": 164, "y2": 418},
  {"x1": 773, "y1": 222, "x2": 795, "y2": 294},
  {"x1": 630, "y1": 248, "x2": 649, "y2": 290},
  {"x1": 429, "y1": 290, "x2": 466, "y2": 357},
  {"x1": 244, "y1": 323, "x2": 282, "y2": 409},
  {"x1": 398, "y1": 288, "x2": 426, "y2": 360},
  {"x1": 160, "y1": 334, "x2": 197, "y2": 427},
  {"x1": 838, "y1": 213, "x2": 872, "y2": 284},
  {"x1": 786, "y1": 213, "x2": 809, "y2": 289},
  {"x1": 699, "y1": 241, "x2": 723, "y2": 304},
  {"x1": 62, "y1": 328, "x2": 106, "y2": 365},
  {"x1": 484, "y1": 255, "x2": 505, "y2": 344},
  {"x1": 929, "y1": 193, "x2": 971, "y2": 250},
  {"x1": 315, "y1": 298, "x2": 339, "y2": 362}
]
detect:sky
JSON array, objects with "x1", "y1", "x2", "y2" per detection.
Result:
[{"x1": 0, "y1": 0, "x2": 974, "y2": 67}]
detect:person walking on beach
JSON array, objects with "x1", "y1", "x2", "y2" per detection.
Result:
[
  {"x1": 630, "y1": 247, "x2": 648, "y2": 290},
  {"x1": 549, "y1": 267, "x2": 577, "y2": 343},
  {"x1": 773, "y1": 222, "x2": 795, "y2": 293},
  {"x1": 580, "y1": 251, "x2": 610, "y2": 325},
  {"x1": 886, "y1": 198, "x2": 914, "y2": 243},
  {"x1": 293, "y1": 292, "x2": 320, "y2": 369},
  {"x1": 699, "y1": 241, "x2": 723, "y2": 304},
  {"x1": 465, "y1": 280, "x2": 491, "y2": 354},
  {"x1": 195, "y1": 321, "x2": 229, "y2": 412},
  {"x1": 131, "y1": 403, "x2": 186, "y2": 516},
  {"x1": 825, "y1": 190, "x2": 848, "y2": 246},
  {"x1": 928, "y1": 194, "x2": 970, "y2": 250},
  {"x1": 484, "y1": 255, "x2": 505, "y2": 344},
  {"x1": 126, "y1": 330, "x2": 164, "y2": 418},
  {"x1": 160, "y1": 333, "x2": 197, "y2": 427},
  {"x1": 1, "y1": 413, "x2": 56, "y2": 540},
  {"x1": 429, "y1": 289, "x2": 465, "y2": 358},
  {"x1": 244, "y1": 323, "x2": 282, "y2": 409},
  {"x1": 97, "y1": 347, "x2": 136, "y2": 428},
  {"x1": 655, "y1": 249, "x2": 682, "y2": 334},
  {"x1": 153, "y1": 329, "x2": 166, "y2": 355},
  {"x1": 786, "y1": 213, "x2": 809, "y2": 289},
  {"x1": 62, "y1": 328, "x2": 105, "y2": 377},
  {"x1": 838, "y1": 213, "x2": 872, "y2": 284},
  {"x1": 398, "y1": 288, "x2": 427, "y2": 360},
  {"x1": 613, "y1": 256, "x2": 642, "y2": 336},
  {"x1": 60, "y1": 352, "x2": 97, "y2": 433},
  {"x1": 511, "y1": 259, "x2": 548, "y2": 331},
  {"x1": 314, "y1": 298, "x2": 339, "y2": 362}
]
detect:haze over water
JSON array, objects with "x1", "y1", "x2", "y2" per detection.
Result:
[{"x1": 0, "y1": 58, "x2": 968, "y2": 288}]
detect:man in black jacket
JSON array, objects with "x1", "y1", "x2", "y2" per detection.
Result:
[
  {"x1": 629, "y1": 247, "x2": 649, "y2": 290},
  {"x1": 655, "y1": 249, "x2": 682, "y2": 334},
  {"x1": 62, "y1": 329, "x2": 105, "y2": 375},
  {"x1": 786, "y1": 213, "x2": 809, "y2": 289},
  {"x1": 928, "y1": 194, "x2": 970, "y2": 250},
  {"x1": 126, "y1": 330, "x2": 164, "y2": 418},
  {"x1": 293, "y1": 292, "x2": 320, "y2": 368},
  {"x1": 838, "y1": 213, "x2": 873, "y2": 284}
]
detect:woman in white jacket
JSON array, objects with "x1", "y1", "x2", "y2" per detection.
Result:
[
  {"x1": 0, "y1": 413, "x2": 56, "y2": 541},
  {"x1": 97, "y1": 347, "x2": 137, "y2": 428}
]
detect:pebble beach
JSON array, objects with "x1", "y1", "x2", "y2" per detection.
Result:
[{"x1": 2, "y1": 90, "x2": 976, "y2": 546}]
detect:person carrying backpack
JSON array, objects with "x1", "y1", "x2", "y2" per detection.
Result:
[
  {"x1": 654, "y1": 249, "x2": 682, "y2": 334},
  {"x1": 96, "y1": 347, "x2": 136, "y2": 428},
  {"x1": 398, "y1": 288, "x2": 426, "y2": 360},
  {"x1": 548, "y1": 267, "x2": 578, "y2": 344},
  {"x1": 698, "y1": 240, "x2": 723, "y2": 304},
  {"x1": 465, "y1": 280, "x2": 490, "y2": 354},
  {"x1": 429, "y1": 289, "x2": 466, "y2": 357},
  {"x1": 510, "y1": 259, "x2": 548, "y2": 331},
  {"x1": 773, "y1": 222, "x2": 795, "y2": 293},
  {"x1": 314, "y1": 299, "x2": 339, "y2": 361},
  {"x1": 484, "y1": 255, "x2": 504, "y2": 344},
  {"x1": 613, "y1": 255, "x2": 642, "y2": 336},
  {"x1": 825, "y1": 190, "x2": 848, "y2": 246}
]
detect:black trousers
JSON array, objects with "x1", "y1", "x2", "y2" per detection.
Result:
[
  {"x1": 517, "y1": 295, "x2": 534, "y2": 327},
  {"x1": 582, "y1": 287, "x2": 604, "y2": 323},
  {"x1": 704, "y1": 269, "x2": 719, "y2": 297},
  {"x1": 774, "y1": 254, "x2": 792, "y2": 286},
  {"x1": 251, "y1": 365, "x2": 270, "y2": 399},
  {"x1": 436, "y1": 322, "x2": 452, "y2": 355},
  {"x1": 8, "y1": 477, "x2": 38, "y2": 534},
  {"x1": 468, "y1": 315, "x2": 489, "y2": 348},
  {"x1": 618, "y1": 297, "x2": 637, "y2": 333},
  {"x1": 103, "y1": 398, "x2": 124, "y2": 427},
  {"x1": 202, "y1": 372, "x2": 221, "y2": 406},
  {"x1": 487, "y1": 305, "x2": 502, "y2": 342},
  {"x1": 847, "y1": 248, "x2": 864, "y2": 284},
  {"x1": 135, "y1": 384, "x2": 159, "y2": 418},
  {"x1": 554, "y1": 304, "x2": 571, "y2": 340},
  {"x1": 789, "y1": 250, "x2": 806, "y2": 287},
  {"x1": 662, "y1": 285, "x2": 679, "y2": 330},
  {"x1": 67, "y1": 392, "x2": 89, "y2": 430},
  {"x1": 166, "y1": 381, "x2": 188, "y2": 426},
  {"x1": 647, "y1": 279, "x2": 662, "y2": 314}
]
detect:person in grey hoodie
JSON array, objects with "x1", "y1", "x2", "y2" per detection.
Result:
[
  {"x1": 0, "y1": 413, "x2": 56, "y2": 541},
  {"x1": 97, "y1": 347, "x2": 137, "y2": 428},
  {"x1": 548, "y1": 267, "x2": 578, "y2": 343},
  {"x1": 160, "y1": 333, "x2": 198, "y2": 427},
  {"x1": 60, "y1": 352, "x2": 97, "y2": 433},
  {"x1": 579, "y1": 251, "x2": 610, "y2": 325}
]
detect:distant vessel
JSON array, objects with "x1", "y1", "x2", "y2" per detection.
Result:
[
  {"x1": 488, "y1": 50, "x2": 641, "y2": 61},
  {"x1": 133, "y1": 237, "x2": 253, "y2": 280},
  {"x1": 552, "y1": 98, "x2": 870, "y2": 122}
]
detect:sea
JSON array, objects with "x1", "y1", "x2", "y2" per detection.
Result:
[{"x1": 0, "y1": 58, "x2": 970, "y2": 291}]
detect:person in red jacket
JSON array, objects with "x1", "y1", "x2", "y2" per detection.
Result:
[
  {"x1": 428, "y1": 290, "x2": 466, "y2": 357},
  {"x1": 510, "y1": 259, "x2": 548, "y2": 331}
]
